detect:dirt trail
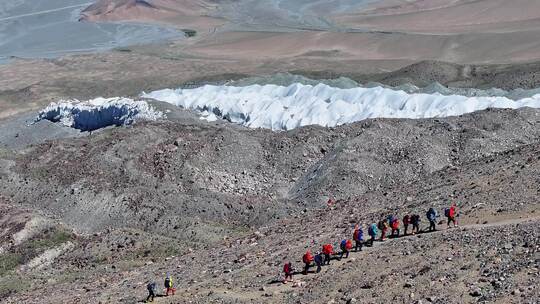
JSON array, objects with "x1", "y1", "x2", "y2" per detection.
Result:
[{"x1": 261, "y1": 216, "x2": 540, "y2": 292}]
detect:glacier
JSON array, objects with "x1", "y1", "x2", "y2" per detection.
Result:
[
  {"x1": 36, "y1": 97, "x2": 163, "y2": 131},
  {"x1": 142, "y1": 83, "x2": 540, "y2": 131}
]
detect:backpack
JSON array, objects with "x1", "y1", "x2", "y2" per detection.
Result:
[
  {"x1": 427, "y1": 208, "x2": 436, "y2": 221},
  {"x1": 303, "y1": 252, "x2": 313, "y2": 263},
  {"x1": 345, "y1": 240, "x2": 353, "y2": 250},
  {"x1": 369, "y1": 224, "x2": 378, "y2": 236},
  {"x1": 340, "y1": 240, "x2": 347, "y2": 250},
  {"x1": 356, "y1": 229, "x2": 364, "y2": 241},
  {"x1": 323, "y1": 244, "x2": 333, "y2": 255},
  {"x1": 391, "y1": 219, "x2": 400, "y2": 229},
  {"x1": 444, "y1": 208, "x2": 450, "y2": 217},
  {"x1": 403, "y1": 215, "x2": 410, "y2": 224},
  {"x1": 164, "y1": 277, "x2": 172, "y2": 288},
  {"x1": 284, "y1": 263, "x2": 291, "y2": 273},
  {"x1": 377, "y1": 220, "x2": 385, "y2": 230}
]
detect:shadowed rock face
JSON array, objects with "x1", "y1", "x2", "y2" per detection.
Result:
[{"x1": 35, "y1": 98, "x2": 162, "y2": 131}]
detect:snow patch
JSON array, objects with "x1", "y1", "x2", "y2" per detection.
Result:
[
  {"x1": 36, "y1": 97, "x2": 163, "y2": 131},
  {"x1": 142, "y1": 83, "x2": 540, "y2": 131}
]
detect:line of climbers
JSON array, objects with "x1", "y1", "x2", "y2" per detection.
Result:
[{"x1": 282, "y1": 204, "x2": 458, "y2": 283}]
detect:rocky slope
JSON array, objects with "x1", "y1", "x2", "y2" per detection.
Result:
[{"x1": 0, "y1": 102, "x2": 539, "y2": 303}]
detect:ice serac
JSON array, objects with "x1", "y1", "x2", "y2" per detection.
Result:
[
  {"x1": 142, "y1": 83, "x2": 540, "y2": 131},
  {"x1": 36, "y1": 98, "x2": 163, "y2": 131}
]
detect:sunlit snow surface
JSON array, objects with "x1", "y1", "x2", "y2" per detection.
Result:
[
  {"x1": 143, "y1": 83, "x2": 540, "y2": 131},
  {"x1": 36, "y1": 98, "x2": 163, "y2": 131}
]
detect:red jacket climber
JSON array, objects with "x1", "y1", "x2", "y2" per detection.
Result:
[
  {"x1": 283, "y1": 262, "x2": 293, "y2": 283},
  {"x1": 322, "y1": 244, "x2": 333, "y2": 265},
  {"x1": 303, "y1": 250, "x2": 314, "y2": 264},
  {"x1": 391, "y1": 219, "x2": 401, "y2": 237},
  {"x1": 447, "y1": 204, "x2": 458, "y2": 228},
  {"x1": 302, "y1": 250, "x2": 314, "y2": 274}
]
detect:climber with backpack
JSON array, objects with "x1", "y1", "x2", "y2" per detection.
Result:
[
  {"x1": 353, "y1": 224, "x2": 364, "y2": 251},
  {"x1": 283, "y1": 261, "x2": 293, "y2": 283},
  {"x1": 411, "y1": 214, "x2": 421, "y2": 234},
  {"x1": 378, "y1": 219, "x2": 389, "y2": 241},
  {"x1": 164, "y1": 273, "x2": 176, "y2": 296},
  {"x1": 368, "y1": 223, "x2": 378, "y2": 246},
  {"x1": 426, "y1": 207, "x2": 438, "y2": 232},
  {"x1": 390, "y1": 217, "x2": 400, "y2": 237},
  {"x1": 146, "y1": 281, "x2": 157, "y2": 302},
  {"x1": 302, "y1": 250, "x2": 314, "y2": 275},
  {"x1": 339, "y1": 239, "x2": 353, "y2": 260},
  {"x1": 403, "y1": 214, "x2": 411, "y2": 235},
  {"x1": 387, "y1": 215, "x2": 395, "y2": 226},
  {"x1": 322, "y1": 243, "x2": 334, "y2": 265},
  {"x1": 314, "y1": 251, "x2": 323, "y2": 273},
  {"x1": 445, "y1": 203, "x2": 458, "y2": 228}
]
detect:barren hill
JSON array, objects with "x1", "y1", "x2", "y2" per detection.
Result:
[
  {"x1": 0, "y1": 102, "x2": 539, "y2": 302},
  {"x1": 80, "y1": 0, "x2": 224, "y2": 30}
]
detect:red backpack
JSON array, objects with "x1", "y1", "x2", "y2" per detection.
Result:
[
  {"x1": 303, "y1": 251, "x2": 314, "y2": 263},
  {"x1": 392, "y1": 219, "x2": 400, "y2": 229},
  {"x1": 283, "y1": 263, "x2": 291, "y2": 273},
  {"x1": 403, "y1": 215, "x2": 410, "y2": 224},
  {"x1": 345, "y1": 239, "x2": 353, "y2": 250},
  {"x1": 322, "y1": 244, "x2": 333, "y2": 255}
]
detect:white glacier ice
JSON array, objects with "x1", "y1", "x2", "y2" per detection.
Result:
[
  {"x1": 36, "y1": 97, "x2": 163, "y2": 131},
  {"x1": 142, "y1": 83, "x2": 540, "y2": 131}
]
